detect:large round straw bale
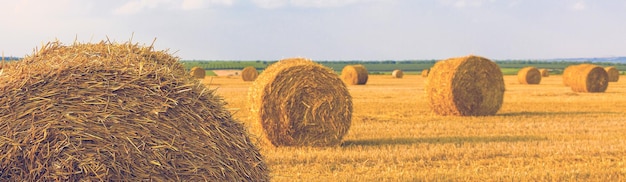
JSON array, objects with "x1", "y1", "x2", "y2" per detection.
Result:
[
  {"x1": 392, "y1": 69, "x2": 403, "y2": 78},
  {"x1": 605, "y1": 66, "x2": 619, "y2": 82},
  {"x1": 421, "y1": 69, "x2": 429, "y2": 77},
  {"x1": 569, "y1": 64, "x2": 609, "y2": 93},
  {"x1": 425, "y1": 55, "x2": 505, "y2": 116},
  {"x1": 241, "y1": 66, "x2": 259, "y2": 81},
  {"x1": 517, "y1": 66, "x2": 541, "y2": 84},
  {"x1": 190, "y1": 66, "x2": 206, "y2": 79},
  {"x1": 248, "y1": 58, "x2": 352, "y2": 147},
  {"x1": 341, "y1": 64, "x2": 368, "y2": 85},
  {"x1": 0, "y1": 41, "x2": 268, "y2": 181},
  {"x1": 539, "y1": 69, "x2": 549, "y2": 77},
  {"x1": 563, "y1": 64, "x2": 581, "y2": 86}
]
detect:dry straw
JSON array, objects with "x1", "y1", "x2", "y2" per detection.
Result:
[
  {"x1": 392, "y1": 69, "x2": 403, "y2": 78},
  {"x1": 517, "y1": 66, "x2": 541, "y2": 84},
  {"x1": 241, "y1": 66, "x2": 259, "y2": 81},
  {"x1": 341, "y1": 64, "x2": 368, "y2": 85},
  {"x1": 189, "y1": 66, "x2": 205, "y2": 79},
  {"x1": 562, "y1": 64, "x2": 583, "y2": 86},
  {"x1": 605, "y1": 66, "x2": 619, "y2": 82},
  {"x1": 0, "y1": 41, "x2": 268, "y2": 181},
  {"x1": 248, "y1": 58, "x2": 352, "y2": 147},
  {"x1": 421, "y1": 69, "x2": 429, "y2": 77},
  {"x1": 569, "y1": 64, "x2": 609, "y2": 93},
  {"x1": 539, "y1": 69, "x2": 549, "y2": 77},
  {"x1": 425, "y1": 55, "x2": 505, "y2": 116}
]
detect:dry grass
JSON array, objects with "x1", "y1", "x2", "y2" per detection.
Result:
[
  {"x1": 190, "y1": 66, "x2": 206, "y2": 79},
  {"x1": 539, "y1": 68, "x2": 549, "y2": 77},
  {"x1": 0, "y1": 41, "x2": 268, "y2": 181},
  {"x1": 242, "y1": 66, "x2": 259, "y2": 81},
  {"x1": 425, "y1": 55, "x2": 505, "y2": 116},
  {"x1": 341, "y1": 65, "x2": 369, "y2": 85},
  {"x1": 421, "y1": 69, "x2": 429, "y2": 77},
  {"x1": 518, "y1": 66, "x2": 541, "y2": 84},
  {"x1": 605, "y1": 66, "x2": 620, "y2": 82},
  {"x1": 569, "y1": 64, "x2": 609, "y2": 93},
  {"x1": 248, "y1": 58, "x2": 352, "y2": 147},
  {"x1": 391, "y1": 69, "x2": 403, "y2": 78},
  {"x1": 203, "y1": 72, "x2": 626, "y2": 181}
]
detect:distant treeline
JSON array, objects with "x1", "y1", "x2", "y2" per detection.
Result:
[
  {"x1": 1, "y1": 57, "x2": 21, "y2": 61},
  {"x1": 180, "y1": 60, "x2": 626, "y2": 75}
]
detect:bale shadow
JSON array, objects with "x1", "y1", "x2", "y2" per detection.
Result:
[
  {"x1": 342, "y1": 135, "x2": 547, "y2": 147},
  {"x1": 498, "y1": 111, "x2": 619, "y2": 117}
]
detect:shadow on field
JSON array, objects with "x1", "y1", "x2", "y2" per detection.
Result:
[
  {"x1": 498, "y1": 111, "x2": 619, "y2": 117},
  {"x1": 342, "y1": 135, "x2": 547, "y2": 147}
]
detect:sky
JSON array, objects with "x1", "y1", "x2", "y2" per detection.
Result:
[{"x1": 1, "y1": 0, "x2": 625, "y2": 60}]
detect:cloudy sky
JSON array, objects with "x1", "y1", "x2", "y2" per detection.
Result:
[{"x1": 1, "y1": 0, "x2": 625, "y2": 60}]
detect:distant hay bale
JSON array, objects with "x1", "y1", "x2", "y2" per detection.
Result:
[
  {"x1": 421, "y1": 69, "x2": 429, "y2": 77},
  {"x1": 605, "y1": 66, "x2": 619, "y2": 82},
  {"x1": 569, "y1": 64, "x2": 609, "y2": 93},
  {"x1": 392, "y1": 69, "x2": 403, "y2": 78},
  {"x1": 425, "y1": 55, "x2": 505, "y2": 116},
  {"x1": 241, "y1": 66, "x2": 259, "y2": 81},
  {"x1": 517, "y1": 66, "x2": 541, "y2": 84},
  {"x1": 190, "y1": 66, "x2": 206, "y2": 79},
  {"x1": 0, "y1": 41, "x2": 268, "y2": 181},
  {"x1": 341, "y1": 65, "x2": 368, "y2": 85},
  {"x1": 539, "y1": 69, "x2": 549, "y2": 77},
  {"x1": 248, "y1": 57, "x2": 352, "y2": 147}
]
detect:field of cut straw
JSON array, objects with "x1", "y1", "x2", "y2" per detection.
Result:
[{"x1": 202, "y1": 74, "x2": 626, "y2": 181}]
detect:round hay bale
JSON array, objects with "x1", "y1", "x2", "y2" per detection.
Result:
[
  {"x1": 241, "y1": 66, "x2": 259, "y2": 81},
  {"x1": 248, "y1": 57, "x2": 352, "y2": 147},
  {"x1": 392, "y1": 69, "x2": 403, "y2": 78},
  {"x1": 341, "y1": 64, "x2": 368, "y2": 85},
  {"x1": 539, "y1": 69, "x2": 549, "y2": 77},
  {"x1": 570, "y1": 64, "x2": 609, "y2": 93},
  {"x1": 425, "y1": 55, "x2": 505, "y2": 116},
  {"x1": 0, "y1": 41, "x2": 268, "y2": 181},
  {"x1": 563, "y1": 64, "x2": 593, "y2": 86},
  {"x1": 421, "y1": 69, "x2": 429, "y2": 77},
  {"x1": 563, "y1": 64, "x2": 582, "y2": 86},
  {"x1": 517, "y1": 66, "x2": 541, "y2": 84},
  {"x1": 189, "y1": 66, "x2": 206, "y2": 79},
  {"x1": 605, "y1": 66, "x2": 619, "y2": 82}
]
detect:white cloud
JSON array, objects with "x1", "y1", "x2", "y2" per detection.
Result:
[
  {"x1": 181, "y1": 0, "x2": 235, "y2": 10},
  {"x1": 439, "y1": 0, "x2": 495, "y2": 8},
  {"x1": 572, "y1": 1, "x2": 586, "y2": 11},
  {"x1": 251, "y1": 0, "x2": 288, "y2": 9},
  {"x1": 290, "y1": 0, "x2": 359, "y2": 8},
  {"x1": 9, "y1": 0, "x2": 94, "y2": 17},
  {"x1": 114, "y1": 0, "x2": 233, "y2": 14},
  {"x1": 250, "y1": 0, "x2": 384, "y2": 9},
  {"x1": 113, "y1": 0, "x2": 173, "y2": 15}
]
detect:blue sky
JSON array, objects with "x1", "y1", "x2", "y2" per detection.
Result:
[{"x1": 1, "y1": 0, "x2": 625, "y2": 60}]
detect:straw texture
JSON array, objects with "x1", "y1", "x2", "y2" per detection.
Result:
[
  {"x1": 241, "y1": 66, "x2": 259, "y2": 81},
  {"x1": 425, "y1": 55, "x2": 505, "y2": 116},
  {"x1": 562, "y1": 64, "x2": 583, "y2": 86},
  {"x1": 569, "y1": 64, "x2": 609, "y2": 93},
  {"x1": 517, "y1": 66, "x2": 541, "y2": 84},
  {"x1": 341, "y1": 65, "x2": 368, "y2": 85},
  {"x1": 248, "y1": 58, "x2": 352, "y2": 147},
  {"x1": 421, "y1": 69, "x2": 429, "y2": 77},
  {"x1": 189, "y1": 66, "x2": 205, "y2": 79},
  {"x1": 605, "y1": 66, "x2": 619, "y2": 82},
  {"x1": 0, "y1": 41, "x2": 268, "y2": 181},
  {"x1": 539, "y1": 69, "x2": 549, "y2": 77},
  {"x1": 392, "y1": 69, "x2": 403, "y2": 78}
]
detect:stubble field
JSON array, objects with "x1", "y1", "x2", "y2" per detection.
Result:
[{"x1": 202, "y1": 74, "x2": 626, "y2": 181}]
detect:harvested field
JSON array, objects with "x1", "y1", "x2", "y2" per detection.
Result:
[{"x1": 201, "y1": 74, "x2": 626, "y2": 181}]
